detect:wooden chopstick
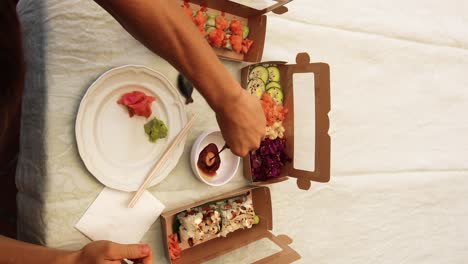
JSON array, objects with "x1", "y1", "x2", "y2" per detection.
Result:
[
  {"x1": 210, "y1": 144, "x2": 229, "y2": 161},
  {"x1": 128, "y1": 114, "x2": 197, "y2": 208}
]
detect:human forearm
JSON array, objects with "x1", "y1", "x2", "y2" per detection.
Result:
[
  {"x1": 95, "y1": 0, "x2": 266, "y2": 156},
  {"x1": 95, "y1": 0, "x2": 242, "y2": 113},
  {"x1": 0, "y1": 235, "x2": 77, "y2": 264}
]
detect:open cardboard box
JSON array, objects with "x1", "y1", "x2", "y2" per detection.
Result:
[
  {"x1": 241, "y1": 52, "x2": 331, "y2": 190},
  {"x1": 161, "y1": 186, "x2": 301, "y2": 263},
  {"x1": 180, "y1": 0, "x2": 292, "y2": 62}
]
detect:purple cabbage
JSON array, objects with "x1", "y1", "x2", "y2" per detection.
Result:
[{"x1": 250, "y1": 138, "x2": 291, "y2": 181}]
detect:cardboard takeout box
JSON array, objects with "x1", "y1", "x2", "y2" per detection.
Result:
[
  {"x1": 180, "y1": 0, "x2": 292, "y2": 62},
  {"x1": 161, "y1": 186, "x2": 301, "y2": 263},
  {"x1": 241, "y1": 52, "x2": 331, "y2": 190}
]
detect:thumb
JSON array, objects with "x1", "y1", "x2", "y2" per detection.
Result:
[{"x1": 106, "y1": 243, "x2": 151, "y2": 260}]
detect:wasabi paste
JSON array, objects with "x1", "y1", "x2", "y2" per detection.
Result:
[{"x1": 144, "y1": 117, "x2": 168, "y2": 143}]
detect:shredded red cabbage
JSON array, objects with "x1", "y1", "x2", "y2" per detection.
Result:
[{"x1": 250, "y1": 138, "x2": 291, "y2": 181}]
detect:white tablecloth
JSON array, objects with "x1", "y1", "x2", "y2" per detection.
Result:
[{"x1": 16, "y1": 0, "x2": 468, "y2": 263}]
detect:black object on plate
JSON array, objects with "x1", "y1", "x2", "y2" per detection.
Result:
[{"x1": 177, "y1": 74, "x2": 194, "y2": 104}]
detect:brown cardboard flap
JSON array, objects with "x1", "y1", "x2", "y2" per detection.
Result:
[
  {"x1": 253, "y1": 234, "x2": 301, "y2": 264},
  {"x1": 283, "y1": 53, "x2": 331, "y2": 189},
  {"x1": 171, "y1": 231, "x2": 300, "y2": 264},
  {"x1": 271, "y1": 6, "x2": 289, "y2": 15},
  {"x1": 262, "y1": 0, "x2": 292, "y2": 15},
  {"x1": 240, "y1": 53, "x2": 331, "y2": 190}
]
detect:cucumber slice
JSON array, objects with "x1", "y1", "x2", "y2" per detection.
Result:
[
  {"x1": 253, "y1": 215, "x2": 260, "y2": 225},
  {"x1": 249, "y1": 66, "x2": 268, "y2": 83},
  {"x1": 266, "y1": 81, "x2": 281, "y2": 90},
  {"x1": 242, "y1": 25, "x2": 249, "y2": 39},
  {"x1": 247, "y1": 78, "x2": 266, "y2": 99},
  {"x1": 224, "y1": 38, "x2": 232, "y2": 50},
  {"x1": 206, "y1": 17, "x2": 216, "y2": 27},
  {"x1": 267, "y1": 87, "x2": 284, "y2": 104},
  {"x1": 206, "y1": 26, "x2": 216, "y2": 34},
  {"x1": 267, "y1": 66, "x2": 280, "y2": 82}
]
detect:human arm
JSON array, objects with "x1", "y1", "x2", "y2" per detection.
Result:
[
  {"x1": 94, "y1": 0, "x2": 266, "y2": 156},
  {"x1": 0, "y1": 236, "x2": 152, "y2": 264}
]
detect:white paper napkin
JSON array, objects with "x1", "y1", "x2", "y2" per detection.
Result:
[{"x1": 75, "y1": 187, "x2": 165, "y2": 244}]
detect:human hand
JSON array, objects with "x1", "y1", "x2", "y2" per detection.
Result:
[
  {"x1": 216, "y1": 89, "x2": 266, "y2": 156},
  {"x1": 71, "y1": 241, "x2": 153, "y2": 264}
]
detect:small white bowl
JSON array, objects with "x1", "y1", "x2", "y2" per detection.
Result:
[{"x1": 191, "y1": 130, "x2": 240, "y2": 186}]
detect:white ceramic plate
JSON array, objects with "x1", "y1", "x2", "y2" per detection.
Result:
[{"x1": 76, "y1": 65, "x2": 187, "y2": 191}]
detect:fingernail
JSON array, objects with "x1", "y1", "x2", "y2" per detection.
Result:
[{"x1": 141, "y1": 244, "x2": 150, "y2": 255}]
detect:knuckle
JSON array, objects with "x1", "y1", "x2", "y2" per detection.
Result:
[
  {"x1": 102, "y1": 242, "x2": 114, "y2": 256},
  {"x1": 232, "y1": 148, "x2": 241, "y2": 156},
  {"x1": 240, "y1": 149, "x2": 249, "y2": 157},
  {"x1": 254, "y1": 141, "x2": 261, "y2": 149},
  {"x1": 126, "y1": 246, "x2": 135, "y2": 257},
  {"x1": 232, "y1": 147, "x2": 245, "y2": 157}
]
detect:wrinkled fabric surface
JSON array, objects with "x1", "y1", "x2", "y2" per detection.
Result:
[{"x1": 16, "y1": 0, "x2": 468, "y2": 263}]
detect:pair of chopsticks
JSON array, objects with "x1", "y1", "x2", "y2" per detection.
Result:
[{"x1": 128, "y1": 115, "x2": 197, "y2": 208}]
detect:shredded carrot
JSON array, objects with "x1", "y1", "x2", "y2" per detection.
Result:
[
  {"x1": 168, "y1": 234, "x2": 182, "y2": 260},
  {"x1": 261, "y1": 93, "x2": 288, "y2": 126}
]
